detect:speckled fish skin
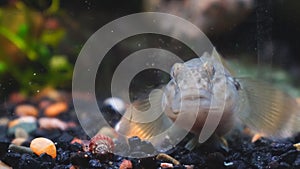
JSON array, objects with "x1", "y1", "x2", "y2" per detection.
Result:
[
  {"x1": 115, "y1": 48, "x2": 300, "y2": 147},
  {"x1": 163, "y1": 49, "x2": 239, "y2": 137},
  {"x1": 164, "y1": 48, "x2": 300, "y2": 139}
]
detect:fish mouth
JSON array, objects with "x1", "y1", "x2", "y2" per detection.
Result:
[
  {"x1": 180, "y1": 89, "x2": 211, "y2": 101},
  {"x1": 170, "y1": 89, "x2": 212, "y2": 113}
]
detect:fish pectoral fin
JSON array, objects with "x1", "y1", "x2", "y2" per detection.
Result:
[
  {"x1": 236, "y1": 78, "x2": 300, "y2": 138},
  {"x1": 116, "y1": 88, "x2": 174, "y2": 144}
]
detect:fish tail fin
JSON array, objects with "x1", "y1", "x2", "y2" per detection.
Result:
[{"x1": 236, "y1": 78, "x2": 300, "y2": 138}]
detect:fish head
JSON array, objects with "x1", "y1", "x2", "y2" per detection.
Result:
[
  {"x1": 163, "y1": 51, "x2": 238, "y2": 135},
  {"x1": 164, "y1": 56, "x2": 216, "y2": 120}
]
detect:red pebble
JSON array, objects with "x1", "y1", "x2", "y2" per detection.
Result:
[{"x1": 119, "y1": 160, "x2": 132, "y2": 169}]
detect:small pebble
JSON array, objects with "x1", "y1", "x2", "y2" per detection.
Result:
[
  {"x1": 71, "y1": 137, "x2": 83, "y2": 144},
  {"x1": 30, "y1": 137, "x2": 57, "y2": 158},
  {"x1": 8, "y1": 117, "x2": 37, "y2": 136},
  {"x1": 156, "y1": 153, "x2": 180, "y2": 165},
  {"x1": 293, "y1": 143, "x2": 300, "y2": 151},
  {"x1": 11, "y1": 138, "x2": 27, "y2": 146},
  {"x1": 0, "y1": 117, "x2": 9, "y2": 126},
  {"x1": 34, "y1": 87, "x2": 64, "y2": 102},
  {"x1": 0, "y1": 160, "x2": 12, "y2": 169},
  {"x1": 15, "y1": 104, "x2": 38, "y2": 117},
  {"x1": 19, "y1": 153, "x2": 41, "y2": 168},
  {"x1": 8, "y1": 144, "x2": 33, "y2": 155},
  {"x1": 69, "y1": 165, "x2": 79, "y2": 169},
  {"x1": 184, "y1": 164, "x2": 194, "y2": 169},
  {"x1": 89, "y1": 159, "x2": 102, "y2": 168},
  {"x1": 161, "y1": 162, "x2": 174, "y2": 168},
  {"x1": 38, "y1": 117, "x2": 69, "y2": 130},
  {"x1": 8, "y1": 116, "x2": 36, "y2": 128},
  {"x1": 0, "y1": 141, "x2": 10, "y2": 158},
  {"x1": 82, "y1": 140, "x2": 90, "y2": 152},
  {"x1": 44, "y1": 102, "x2": 68, "y2": 117},
  {"x1": 252, "y1": 133, "x2": 265, "y2": 143},
  {"x1": 119, "y1": 159, "x2": 132, "y2": 169},
  {"x1": 15, "y1": 127, "x2": 29, "y2": 139}
]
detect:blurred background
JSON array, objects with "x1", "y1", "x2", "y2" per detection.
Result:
[{"x1": 0, "y1": 0, "x2": 299, "y2": 104}]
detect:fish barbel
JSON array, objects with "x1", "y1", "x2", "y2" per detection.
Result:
[{"x1": 115, "y1": 48, "x2": 300, "y2": 149}]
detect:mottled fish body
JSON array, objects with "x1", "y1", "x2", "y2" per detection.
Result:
[{"x1": 115, "y1": 48, "x2": 300, "y2": 148}]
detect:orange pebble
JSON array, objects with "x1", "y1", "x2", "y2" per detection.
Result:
[
  {"x1": 15, "y1": 105, "x2": 38, "y2": 117},
  {"x1": 251, "y1": 133, "x2": 265, "y2": 143},
  {"x1": 30, "y1": 137, "x2": 57, "y2": 158},
  {"x1": 44, "y1": 102, "x2": 68, "y2": 117},
  {"x1": 71, "y1": 137, "x2": 83, "y2": 145},
  {"x1": 119, "y1": 160, "x2": 132, "y2": 169},
  {"x1": 69, "y1": 165, "x2": 79, "y2": 169}
]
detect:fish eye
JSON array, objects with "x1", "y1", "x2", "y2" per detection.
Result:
[
  {"x1": 171, "y1": 63, "x2": 183, "y2": 79},
  {"x1": 233, "y1": 78, "x2": 241, "y2": 90}
]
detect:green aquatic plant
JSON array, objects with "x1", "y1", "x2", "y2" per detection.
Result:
[{"x1": 0, "y1": 0, "x2": 73, "y2": 95}]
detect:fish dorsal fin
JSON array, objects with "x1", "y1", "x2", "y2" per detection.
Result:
[
  {"x1": 211, "y1": 47, "x2": 223, "y2": 64},
  {"x1": 203, "y1": 47, "x2": 236, "y2": 76},
  {"x1": 236, "y1": 78, "x2": 300, "y2": 138}
]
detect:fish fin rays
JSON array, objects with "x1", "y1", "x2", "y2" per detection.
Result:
[
  {"x1": 115, "y1": 88, "x2": 173, "y2": 141},
  {"x1": 236, "y1": 78, "x2": 300, "y2": 138}
]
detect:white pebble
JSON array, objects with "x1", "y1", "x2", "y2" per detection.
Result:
[
  {"x1": 160, "y1": 162, "x2": 173, "y2": 168},
  {"x1": 103, "y1": 97, "x2": 125, "y2": 114}
]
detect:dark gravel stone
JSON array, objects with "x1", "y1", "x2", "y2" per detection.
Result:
[
  {"x1": 56, "y1": 148, "x2": 70, "y2": 164},
  {"x1": 2, "y1": 97, "x2": 300, "y2": 169},
  {"x1": 0, "y1": 126, "x2": 7, "y2": 138},
  {"x1": 19, "y1": 154, "x2": 41, "y2": 169},
  {"x1": 173, "y1": 165, "x2": 186, "y2": 169},
  {"x1": 69, "y1": 142, "x2": 83, "y2": 152},
  {"x1": 89, "y1": 159, "x2": 103, "y2": 168},
  {"x1": 56, "y1": 132, "x2": 74, "y2": 143},
  {"x1": 94, "y1": 152, "x2": 114, "y2": 162},
  {"x1": 207, "y1": 152, "x2": 226, "y2": 169},
  {"x1": 278, "y1": 162, "x2": 291, "y2": 169},
  {"x1": 128, "y1": 136, "x2": 142, "y2": 150},
  {"x1": 2, "y1": 152, "x2": 21, "y2": 168},
  {"x1": 53, "y1": 165, "x2": 71, "y2": 169},
  {"x1": 138, "y1": 156, "x2": 157, "y2": 169},
  {"x1": 293, "y1": 154, "x2": 300, "y2": 166},
  {"x1": 271, "y1": 141, "x2": 294, "y2": 155},
  {"x1": 33, "y1": 128, "x2": 62, "y2": 140},
  {"x1": 278, "y1": 149, "x2": 298, "y2": 164},
  {"x1": 230, "y1": 160, "x2": 247, "y2": 169},
  {"x1": 0, "y1": 140, "x2": 9, "y2": 159},
  {"x1": 39, "y1": 153, "x2": 55, "y2": 168},
  {"x1": 180, "y1": 152, "x2": 205, "y2": 165},
  {"x1": 140, "y1": 140, "x2": 156, "y2": 154},
  {"x1": 70, "y1": 152, "x2": 92, "y2": 167}
]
